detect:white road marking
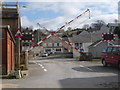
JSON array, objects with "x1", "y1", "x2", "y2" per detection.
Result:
[
  {"x1": 85, "y1": 67, "x2": 93, "y2": 71},
  {"x1": 79, "y1": 65, "x2": 84, "y2": 67},
  {"x1": 41, "y1": 66, "x2": 44, "y2": 68},
  {"x1": 38, "y1": 64, "x2": 43, "y2": 67},
  {"x1": 33, "y1": 61, "x2": 47, "y2": 72},
  {"x1": 79, "y1": 65, "x2": 93, "y2": 71},
  {"x1": 44, "y1": 69, "x2": 47, "y2": 72}
]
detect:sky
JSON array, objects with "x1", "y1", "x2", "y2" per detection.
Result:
[{"x1": 3, "y1": 0, "x2": 120, "y2": 30}]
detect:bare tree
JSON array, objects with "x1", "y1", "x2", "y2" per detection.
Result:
[
  {"x1": 91, "y1": 20, "x2": 106, "y2": 30},
  {"x1": 87, "y1": 20, "x2": 106, "y2": 32},
  {"x1": 82, "y1": 24, "x2": 90, "y2": 30},
  {"x1": 114, "y1": 19, "x2": 119, "y2": 23}
]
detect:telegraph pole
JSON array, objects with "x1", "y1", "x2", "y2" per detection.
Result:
[{"x1": 16, "y1": 2, "x2": 21, "y2": 69}]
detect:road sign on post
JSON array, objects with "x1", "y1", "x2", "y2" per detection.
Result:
[
  {"x1": 15, "y1": 29, "x2": 23, "y2": 37},
  {"x1": 102, "y1": 33, "x2": 115, "y2": 41},
  {"x1": 14, "y1": 28, "x2": 23, "y2": 70},
  {"x1": 20, "y1": 33, "x2": 34, "y2": 42}
]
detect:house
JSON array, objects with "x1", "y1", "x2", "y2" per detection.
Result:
[
  {"x1": 88, "y1": 23, "x2": 120, "y2": 58},
  {"x1": 88, "y1": 39, "x2": 119, "y2": 58},
  {"x1": 1, "y1": 25, "x2": 16, "y2": 75},
  {"x1": 108, "y1": 23, "x2": 120, "y2": 32},
  {"x1": 88, "y1": 40, "x2": 108, "y2": 58},
  {"x1": 69, "y1": 25, "x2": 110, "y2": 58},
  {"x1": 41, "y1": 35, "x2": 72, "y2": 55}
]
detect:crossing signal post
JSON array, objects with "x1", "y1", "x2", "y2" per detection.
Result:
[
  {"x1": 102, "y1": 33, "x2": 115, "y2": 42},
  {"x1": 20, "y1": 33, "x2": 34, "y2": 69},
  {"x1": 20, "y1": 33, "x2": 34, "y2": 42},
  {"x1": 102, "y1": 33, "x2": 116, "y2": 46}
]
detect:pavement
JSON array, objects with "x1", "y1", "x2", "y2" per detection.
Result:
[{"x1": 2, "y1": 55, "x2": 120, "y2": 88}]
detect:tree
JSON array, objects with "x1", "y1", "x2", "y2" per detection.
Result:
[
  {"x1": 91, "y1": 20, "x2": 106, "y2": 30},
  {"x1": 114, "y1": 19, "x2": 118, "y2": 23},
  {"x1": 82, "y1": 24, "x2": 90, "y2": 30},
  {"x1": 114, "y1": 27, "x2": 120, "y2": 39},
  {"x1": 84, "y1": 20, "x2": 106, "y2": 33}
]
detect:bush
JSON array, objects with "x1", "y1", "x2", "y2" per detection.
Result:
[
  {"x1": 20, "y1": 65, "x2": 28, "y2": 71},
  {"x1": 2, "y1": 71, "x2": 16, "y2": 79},
  {"x1": 79, "y1": 52, "x2": 93, "y2": 61}
]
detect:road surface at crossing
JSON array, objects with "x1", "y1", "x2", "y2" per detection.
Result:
[{"x1": 2, "y1": 56, "x2": 119, "y2": 88}]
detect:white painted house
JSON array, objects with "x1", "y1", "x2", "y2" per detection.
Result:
[
  {"x1": 69, "y1": 25, "x2": 110, "y2": 58},
  {"x1": 88, "y1": 24, "x2": 120, "y2": 58}
]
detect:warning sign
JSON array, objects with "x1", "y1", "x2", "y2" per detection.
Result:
[
  {"x1": 15, "y1": 29, "x2": 23, "y2": 37},
  {"x1": 20, "y1": 33, "x2": 34, "y2": 42}
]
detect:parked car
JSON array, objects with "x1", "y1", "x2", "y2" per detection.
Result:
[
  {"x1": 101, "y1": 45, "x2": 120, "y2": 69},
  {"x1": 42, "y1": 53, "x2": 48, "y2": 57},
  {"x1": 47, "y1": 51, "x2": 52, "y2": 56}
]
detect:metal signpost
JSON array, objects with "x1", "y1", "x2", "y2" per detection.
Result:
[{"x1": 14, "y1": 28, "x2": 23, "y2": 69}]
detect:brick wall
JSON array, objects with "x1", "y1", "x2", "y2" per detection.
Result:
[
  {"x1": 2, "y1": 29, "x2": 15, "y2": 74},
  {"x1": 2, "y1": 7, "x2": 21, "y2": 69}
]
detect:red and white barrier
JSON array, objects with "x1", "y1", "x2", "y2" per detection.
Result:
[{"x1": 29, "y1": 9, "x2": 90, "y2": 53}]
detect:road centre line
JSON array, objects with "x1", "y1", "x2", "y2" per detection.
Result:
[
  {"x1": 33, "y1": 61, "x2": 47, "y2": 72},
  {"x1": 44, "y1": 69, "x2": 47, "y2": 72},
  {"x1": 41, "y1": 66, "x2": 45, "y2": 69},
  {"x1": 38, "y1": 64, "x2": 43, "y2": 67}
]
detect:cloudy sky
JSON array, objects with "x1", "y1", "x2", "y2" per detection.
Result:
[{"x1": 14, "y1": 0, "x2": 119, "y2": 30}]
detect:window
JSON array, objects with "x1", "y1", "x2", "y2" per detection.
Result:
[
  {"x1": 102, "y1": 47, "x2": 108, "y2": 53},
  {"x1": 112, "y1": 47, "x2": 120, "y2": 55},
  {"x1": 115, "y1": 47, "x2": 120, "y2": 52},
  {"x1": 117, "y1": 47, "x2": 120, "y2": 51},
  {"x1": 52, "y1": 43, "x2": 54, "y2": 47},
  {"x1": 57, "y1": 43, "x2": 59, "y2": 46},
  {"x1": 59, "y1": 43, "x2": 62, "y2": 46},
  {"x1": 48, "y1": 43, "x2": 52, "y2": 47},
  {"x1": 107, "y1": 47, "x2": 113, "y2": 53},
  {"x1": 112, "y1": 47, "x2": 117, "y2": 52},
  {"x1": 54, "y1": 43, "x2": 57, "y2": 47},
  {"x1": 45, "y1": 49, "x2": 51, "y2": 52},
  {"x1": 79, "y1": 43, "x2": 82, "y2": 48}
]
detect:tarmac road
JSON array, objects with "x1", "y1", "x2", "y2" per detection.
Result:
[{"x1": 2, "y1": 55, "x2": 119, "y2": 88}]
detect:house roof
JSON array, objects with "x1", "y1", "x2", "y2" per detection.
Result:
[
  {"x1": 1, "y1": 25, "x2": 16, "y2": 44},
  {"x1": 69, "y1": 32, "x2": 102, "y2": 43},
  {"x1": 108, "y1": 23, "x2": 120, "y2": 27},
  {"x1": 88, "y1": 40, "x2": 102, "y2": 47},
  {"x1": 88, "y1": 40, "x2": 117, "y2": 48},
  {"x1": 69, "y1": 25, "x2": 110, "y2": 43},
  {"x1": 63, "y1": 37, "x2": 69, "y2": 42}
]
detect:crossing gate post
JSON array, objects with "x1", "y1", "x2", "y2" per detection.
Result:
[{"x1": 24, "y1": 50, "x2": 28, "y2": 70}]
